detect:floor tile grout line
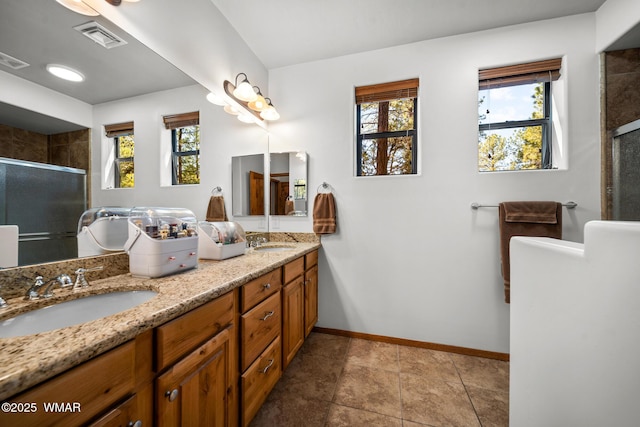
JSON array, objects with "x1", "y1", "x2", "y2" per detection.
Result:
[{"x1": 449, "y1": 352, "x2": 485, "y2": 427}]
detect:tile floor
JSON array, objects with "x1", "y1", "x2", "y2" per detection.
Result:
[{"x1": 250, "y1": 333, "x2": 509, "y2": 427}]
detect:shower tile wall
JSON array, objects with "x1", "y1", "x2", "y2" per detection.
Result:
[{"x1": 602, "y1": 48, "x2": 640, "y2": 218}]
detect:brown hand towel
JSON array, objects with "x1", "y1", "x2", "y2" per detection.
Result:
[
  {"x1": 206, "y1": 196, "x2": 228, "y2": 222},
  {"x1": 499, "y1": 201, "x2": 562, "y2": 303},
  {"x1": 313, "y1": 193, "x2": 336, "y2": 234},
  {"x1": 285, "y1": 199, "x2": 294, "y2": 215}
]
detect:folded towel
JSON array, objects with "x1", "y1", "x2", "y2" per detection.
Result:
[
  {"x1": 499, "y1": 201, "x2": 562, "y2": 303},
  {"x1": 503, "y1": 201, "x2": 559, "y2": 224},
  {"x1": 313, "y1": 193, "x2": 336, "y2": 234},
  {"x1": 206, "y1": 196, "x2": 228, "y2": 222}
]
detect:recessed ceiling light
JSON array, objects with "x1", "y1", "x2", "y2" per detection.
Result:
[
  {"x1": 46, "y1": 64, "x2": 85, "y2": 82},
  {"x1": 55, "y1": 0, "x2": 99, "y2": 16}
]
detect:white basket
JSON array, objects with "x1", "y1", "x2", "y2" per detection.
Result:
[
  {"x1": 124, "y1": 222, "x2": 198, "y2": 278},
  {"x1": 197, "y1": 222, "x2": 246, "y2": 260}
]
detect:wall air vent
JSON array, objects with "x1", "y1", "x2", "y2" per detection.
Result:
[
  {"x1": 73, "y1": 21, "x2": 128, "y2": 49},
  {"x1": 0, "y1": 51, "x2": 29, "y2": 70}
]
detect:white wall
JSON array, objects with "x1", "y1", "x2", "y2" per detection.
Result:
[
  {"x1": 267, "y1": 14, "x2": 601, "y2": 353},
  {"x1": 0, "y1": 71, "x2": 92, "y2": 128},
  {"x1": 595, "y1": 0, "x2": 640, "y2": 52}
]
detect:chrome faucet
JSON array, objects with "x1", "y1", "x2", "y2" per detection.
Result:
[
  {"x1": 73, "y1": 266, "x2": 104, "y2": 290},
  {"x1": 42, "y1": 274, "x2": 73, "y2": 298},
  {"x1": 24, "y1": 276, "x2": 46, "y2": 300}
]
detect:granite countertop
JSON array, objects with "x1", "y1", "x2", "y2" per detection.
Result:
[{"x1": 0, "y1": 242, "x2": 320, "y2": 401}]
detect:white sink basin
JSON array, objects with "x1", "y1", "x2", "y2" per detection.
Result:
[
  {"x1": 0, "y1": 290, "x2": 157, "y2": 338},
  {"x1": 253, "y1": 246, "x2": 294, "y2": 252}
]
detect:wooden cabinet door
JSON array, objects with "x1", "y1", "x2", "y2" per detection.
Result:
[
  {"x1": 156, "y1": 328, "x2": 231, "y2": 427},
  {"x1": 282, "y1": 276, "x2": 305, "y2": 368},
  {"x1": 304, "y1": 264, "x2": 319, "y2": 337}
]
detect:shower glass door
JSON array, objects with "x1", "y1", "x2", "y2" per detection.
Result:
[{"x1": 612, "y1": 119, "x2": 640, "y2": 220}]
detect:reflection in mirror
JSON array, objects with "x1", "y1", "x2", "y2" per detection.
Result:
[
  {"x1": 270, "y1": 152, "x2": 308, "y2": 216},
  {"x1": 232, "y1": 154, "x2": 265, "y2": 216}
]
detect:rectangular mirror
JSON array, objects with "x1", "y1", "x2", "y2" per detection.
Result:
[
  {"x1": 270, "y1": 151, "x2": 308, "y2": 216},
  {"x1": 232, "y1": 154, "x2": 266, "y2": 216}
]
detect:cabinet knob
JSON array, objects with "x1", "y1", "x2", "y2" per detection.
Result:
[
  {"x1": 165, "y1": 389, "x2": 179, "y2": 402},
  {"x1": 263, "y1": 283, "x2": 271, "y2": 290},
  {"x1": 128, "y1": 421, "x2": 142, "y2": 427},
  {"x1": 260, "y1": 310, "x2": 275, "y2": 321},
  {"x1": 168, "y1": 256, "x2": 176, "y2": 261},
  {"x1": 261, "y1": 358, "x2": 274, "y2": 374}
]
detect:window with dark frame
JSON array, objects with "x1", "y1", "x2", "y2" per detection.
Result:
[
  {"x1": 355, "y1": 78, "x2": 418, "y2": 176},
  {"x1": 478, "y1": 58, "x2": 561, "y2": 172},
  {"x1": 163, "y1": 111, "x2": 200, "y2": 185},
  {"x1": 105, "y1": 121, "x2": 134, "y2": 188}
]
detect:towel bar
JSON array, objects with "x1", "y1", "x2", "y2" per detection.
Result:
[{"x1": 471, "y1": 201, "x2": 577, "y2": 210}]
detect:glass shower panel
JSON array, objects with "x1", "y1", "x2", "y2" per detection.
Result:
[{"x1": 612, "y1": 119, "x2": 640, "y2": 220}]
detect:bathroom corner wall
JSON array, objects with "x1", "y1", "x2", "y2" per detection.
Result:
[
  {"x1": 601, "y1": 48, "x2": 640, "y2": 218},
  {"x1": 0, "y1": 124, "x2": 48, "y2": 163}
]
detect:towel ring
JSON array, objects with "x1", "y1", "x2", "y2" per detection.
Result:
[
  {"x1": 211, "y1": 186, "x2": 222, "y2": 196},
  {"x1": 317, "y1": 182, "x2": 333, "y2": 194}
]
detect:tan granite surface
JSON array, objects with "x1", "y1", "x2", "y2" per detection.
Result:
[{"x1": 0, "y1": 241, "x2": 320, "y2": 401}]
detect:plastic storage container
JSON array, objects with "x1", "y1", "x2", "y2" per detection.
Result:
[
  {"x1": 124, "y1": 207, "x2": 198, "y2": 278},
  {"x1": 198, "y1": 221, "x2": 246, "y2": 260},
  {"x1": 77, "y1": 207, "x2": 132, "y2": 257}
]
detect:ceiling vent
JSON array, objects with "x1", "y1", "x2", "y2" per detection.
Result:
[
  {"x1": 74, "y1": 21, "x2": 128, "y2": 49},
  {"x1": 0, "y1": 51, "x2": 29, "y2": 70}
]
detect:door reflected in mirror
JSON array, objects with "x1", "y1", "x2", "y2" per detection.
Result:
[
  {"x1": 232, "y1": 154, "x2": 266, "y2": 216},
  {"x1": 270, "y1": 152, "x2": 308, "y2": 216}
]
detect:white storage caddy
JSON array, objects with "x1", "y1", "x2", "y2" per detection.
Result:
[
  {"x1": 198, "y1": 221, "x2": 246, "y2": 260},
  {"x1": 124, "y1": 207, "x2": 198, "y2": 278},
  {"x1": 77, "y1": 207, "x2": 132, "y2": 257}
]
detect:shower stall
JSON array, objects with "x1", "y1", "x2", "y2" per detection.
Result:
[{"x1": 612, "y1": 119, "x2": 640, "y2": 220}]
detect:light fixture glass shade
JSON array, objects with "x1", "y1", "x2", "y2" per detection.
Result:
[
  {"x1": 237, "y1": 114, "x2": 255, "y2": 124},
  {"x1": 55, "y1": 0, "x2": 99, "y2": 16},
  {"x1": 248, "y1": 94, "x2": 268, "y2": 112},
  {"x1": 260, "y1": 105, "x2": 280, "y2": 121},
  {"x1": 46, "y1": 64, "x2": 85, "y2": 82},
  {"x1": 206, "y1": 92, "x2": 226, "y2": 106},
  {"x1": 233, "y1": 82, "x2": 258, "y2": 102},
  {"x1": 224, "y1": 104, "x2": 240, "y2": 115}
]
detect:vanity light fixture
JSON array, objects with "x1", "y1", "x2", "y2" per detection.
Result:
[
  {"x1": 260, "y1": 98, "x2": 280, "y2": 121},
  {"x1": 247, "y1": 87, "x2": 268, "y2": 112},
  {"x1": 232, "y1": 73, "x2": 258, "y2": 102},
  {"x1": 213, "y1": 72, "x2": 279, "y2": 124},
  {"x1": 46, "y1": 64, "x2": 85, "y2": 82}
]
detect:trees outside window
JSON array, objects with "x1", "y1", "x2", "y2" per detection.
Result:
[
  {"x1": 478, "y1": 58, "x2": 561, "y2": 172},
  {"x1": 172, "y1": 125, "x2": 200, "y2": 185},
  {"x1": 355, "y1": 79, "x2": 418, "y2": 176}
]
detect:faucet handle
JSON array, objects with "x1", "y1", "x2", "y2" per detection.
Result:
[
  {"x1": 74, "y1": 266, "x2": 103, "y2": 289},
  {"x1": 24, "y1": 276, "x2": 45, "y2": 300}
]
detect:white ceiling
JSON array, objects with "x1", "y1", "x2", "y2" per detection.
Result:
[
  {"x1": 3, "y1": 0, "x2": 638, "y2": 134},
  {"x1": 211, "y1": 0, "x2": 609, "y2": 69}
]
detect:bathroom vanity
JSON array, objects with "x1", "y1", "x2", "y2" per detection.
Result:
[{"x1": 0, "y1": 242, "x2": 320, "y2": 426}]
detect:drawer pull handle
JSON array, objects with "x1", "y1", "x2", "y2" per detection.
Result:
[
  {"x1": 260, "y1": 310, "x2": 275, "y2": 321},
  {"x1": 165, "y1": 389, "x2": 179, "y2": 402},
  {"x1": 263, "y1": 283, "x2": 271, "y2": 290},
  {"x1": 261, "y1": 358, "x2": 274, "y2": 374},
  {"x1": 128, "y1": 421, "x2": 142, "y2": 427}
]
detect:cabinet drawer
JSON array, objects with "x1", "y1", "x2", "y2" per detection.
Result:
[
  {"x1": 241, "y1": 268, "x2": 282, "y2": 313},
  {"x1": 283, "y1": 257, "x2": 304, "y2": 284},
  {"x1": 305, "y1": 250, "x2": 318, "y2": 269},
  {"x1": 156, "y1": 291, "x2": 234, "y2": 371},
  {"x1": 241, "y1": 292, "x2": 281, "y2": 371},
  {"x1": 241, "y1": 336, "x2": 281, "y2": 427},
  {"x1": 0, "y1": 341, "x2": 137, "y2": 427}
]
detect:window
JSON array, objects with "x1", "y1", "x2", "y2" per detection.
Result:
[
  {"x1": 163, "y1": 112, "x2": 200, "y2": 185},
  {"x1": 355, "y1": 78, "x2": 418, "y2": 176},
  {"x1": 105, "y1": 121, "x2": 134, "y2": 188},
  {"x1": 478, "y1": 58, "x2": 561, "y2": 172}
]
